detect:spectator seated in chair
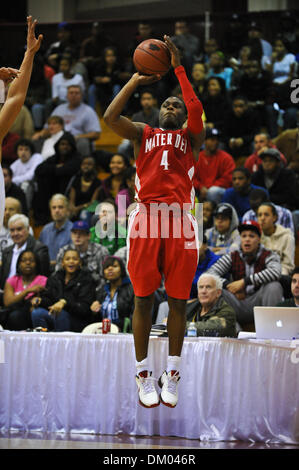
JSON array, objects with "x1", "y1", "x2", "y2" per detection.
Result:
[
  {"x1": 55, "y1": 220, "x2": 108, "y2": 291},
  {"x1": 221, "y1": 167, "x2": 268, "y2": 221},
  {"x1": 1, "y1": 250, "x2": 47, "y2": 330},
  {"x1": 10, "y1": 138, "x2": 43, "y2": 211},
  {"x1": 205, "y1": 203, "x2": 240, "y2": 256},
  {"x1": 257, "y1": 202, "x2": 295, "y2": 298},
  {"x1": 186, "y1": 273, "x2": 237, "y2": 337},
  {"x1": 193, "y1": 127, "x2": 236, "y2": 204},
  {"x1": 0, "y1": 214, "x2": 50, "y2": 292},
  {"x1": 31, "y1": 248, "x2": 96, "y2": 332},
  {"x1": 244, "y1": 132, "x2": 287, "y2": 174},
  {"x1": 33, "y1": 131, "x2": 82, "y2": 225},
  {"x1": 90, "y1": 199, "x2": 127, "y2": 255},
  {"x1": 156, "y1": 273, "x2": 237, "y2": 338},
  {"x1": 251, "y1": 148, "x2": 299, "y2": 212},
  {"x1": 90, "y1": 255, "x2": 134, "y2": 332},
  {"x1": 67, "y1": 155, "x2": 104, "y2": 224},
  {"x1": 39, "y1": 194, "x2": 73, "y2": 270},
  {"x1": 242, "y1": 188, "x2": 295, "y2": 234},
  {"x1": 0, "y1": 197, "x2": 32, "y2": 257}
]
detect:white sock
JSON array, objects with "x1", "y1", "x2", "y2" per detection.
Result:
[
  {"x1": 166, "y1": 355, "x2": 181, "y2": 373},
  {"x1": 136, "y1": 357, "x2": 149, "y2": 375}
]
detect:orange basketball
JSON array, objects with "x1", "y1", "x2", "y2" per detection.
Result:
[{"x1": 133, "y1": 39, "x2": 171, "y2": 76}]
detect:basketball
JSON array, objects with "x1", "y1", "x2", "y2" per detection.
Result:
[{"x1": 133, "y1": 39, "x2": 171, "y2": 76}]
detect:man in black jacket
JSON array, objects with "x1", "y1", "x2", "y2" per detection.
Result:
[
  {"x1": 33, "y1": 132, "x2": 82, "y2": 225},
  {"x1": 251, "y1": 148, "x2": 299, "y2": 211},
  {"x1": 0, "y1": 214, "x2": 50, "y2": 293},
  {"x1": 223, "y1": 95, "x2": 260, "y2": 165},
  {"x1": 235, "y1": 60, "x2": 276, "y2": 137}
]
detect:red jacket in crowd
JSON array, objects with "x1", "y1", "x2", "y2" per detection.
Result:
[{"x1": 194, "y1": 149, "x2": 236, "y2": 192}]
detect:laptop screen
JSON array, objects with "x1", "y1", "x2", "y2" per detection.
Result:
[{"x1": 253, "y1": 306, "x2": 299, "y2": 340}]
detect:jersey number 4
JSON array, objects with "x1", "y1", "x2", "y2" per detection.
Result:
[{"x1": 160, "y1": 150, "x2": 169, "y2": 170}]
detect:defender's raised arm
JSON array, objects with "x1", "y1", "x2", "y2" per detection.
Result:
[{"x1": 0, "y1": 16, "x2": 43, "y2": 152}]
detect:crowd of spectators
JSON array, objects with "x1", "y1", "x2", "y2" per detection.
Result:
[{"x1": 0, "y1": 15, "x2": 299, "y2": 336}]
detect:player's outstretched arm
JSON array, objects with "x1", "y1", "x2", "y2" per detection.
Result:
[
  {"x1": 104, "y1": 72, "x2": 160, "y2": 142},
  {"x1": 164, "y1": 35, "x2": 205, "y2": 160},
  {"x1": 0, "y1": 16, "x2": 43, "y2": 155}
]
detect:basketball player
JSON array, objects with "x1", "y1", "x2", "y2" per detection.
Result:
[
  {"x1": 104, "y1": 35, "x2": 205, "y2": 408},
  {"x1": 0, "y1": 17, "x2": 42, "y2": 228}
]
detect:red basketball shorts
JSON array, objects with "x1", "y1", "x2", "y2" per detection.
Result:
[{"x1": 127, "y1": 204, "x2": 199, "y2": 299}]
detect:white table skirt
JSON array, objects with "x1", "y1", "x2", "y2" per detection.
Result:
[{"x1": 0, "y1": 331, "x2": 298, "y2": 443}]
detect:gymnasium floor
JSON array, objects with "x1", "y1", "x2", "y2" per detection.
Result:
[{"x1": 1, "y1": 430, "x2": 298, "y2": 450}]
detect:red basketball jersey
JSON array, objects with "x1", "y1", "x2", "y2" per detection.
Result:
[{"x1": 135, "y1": 125, "x2": 196, "y2": 209}]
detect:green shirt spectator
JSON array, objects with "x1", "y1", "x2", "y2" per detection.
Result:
[{"x1": 90, "y1": 223, "x2": 127, "y2": 255}]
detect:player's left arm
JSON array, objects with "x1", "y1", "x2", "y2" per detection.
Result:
[
  {"x1": 164, "y1": 35, "x2": 205, "y2": 161},
  {"x1": 0, "y1": 17, "x2": 43, "y2": 161}
]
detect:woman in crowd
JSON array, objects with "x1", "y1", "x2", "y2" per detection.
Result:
[
  {"x1": 90, "y1": 255, "x2": 134, "y2": 332},
  {"x1": 101, "y1": 153, "x2": 130, "y2": 200},
  {"x1": 68, "y1": 155, "x2": 104, "y2": 222},
  {"x1": 33, "y1": 132, "x2": 82, "y2": 224},
  {"x1": 2, "y1": 250, "x2": 47, "y2": 330},
  {"x1": 202, "y1": 76, "x2": 231, "y2": 135},
  {"x1": 31, "y1": 248, "x2": 96, "y2": 332},
  {"x1": 263, "y1": 37, "x2": 296, "y2": 85}
]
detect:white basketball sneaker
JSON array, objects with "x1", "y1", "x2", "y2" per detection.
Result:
[
  {"x1": 136, "y1": 370, "x2": 160, "y2": 408},
  {"x1": 158, "y1": 370, "x2": 180, "y2": 408}
]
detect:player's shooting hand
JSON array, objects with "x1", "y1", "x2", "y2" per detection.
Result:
[
  {"x1": 163, "y1": 35, "x2": 181, "y2": 68},
  {"x1": 132, "y1": 72, "x2": 161, "y2": 86},
  {"x1": 26, "y1": 16, "x2": 43, "y2": 55}
]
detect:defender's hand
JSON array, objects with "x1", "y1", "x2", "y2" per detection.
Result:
[
  {"x1": 0, "y1": 67, "x2": 20, "y2": 83},
  {"x1": 26, "y1": 16, "x2": 43, "y2": 54}
]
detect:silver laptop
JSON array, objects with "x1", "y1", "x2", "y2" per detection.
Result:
[{"x1": 254, "y1": 306, "x2": 299, "y2": 340}]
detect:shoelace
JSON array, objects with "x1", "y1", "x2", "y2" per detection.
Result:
[
  {"x1": 139, "y1": 374, "x2": 158, "y2": 395},
  {"x1": 166, "y1": 371, "x2": 180, "y2": 395}
]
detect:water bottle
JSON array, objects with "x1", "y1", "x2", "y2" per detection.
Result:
[{"x1": 187, "y1": 322, "x2": 197, "y2": 337}]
